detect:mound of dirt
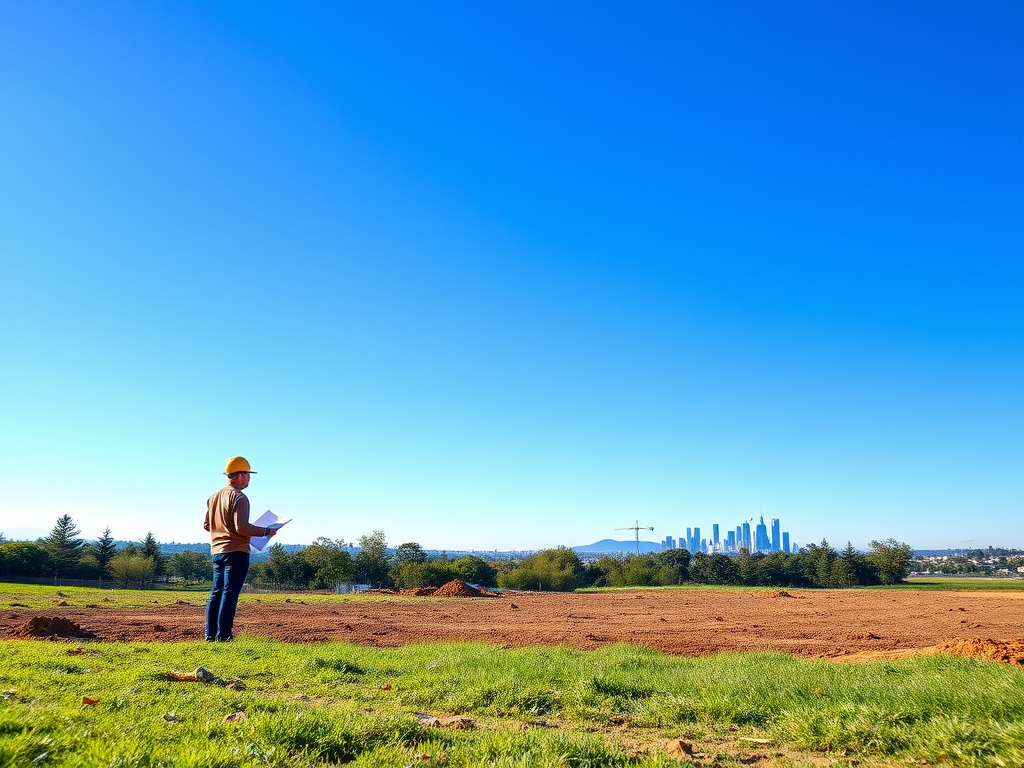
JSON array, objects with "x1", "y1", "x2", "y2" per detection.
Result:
[
  {"x1": 16, "y1": 617, "x2": 95, "y2": 640},
  {"x1": 433, "y1": 580, "x2": 496, "y2": 598},
  {"x1": 400, "y1": 587, "x2": 438, "y2": 596},
  {"x1": 933, "y1": 638, "x2": 1024, "y2": 666},
  {"x1": 759, "y1": 590, "x2": 795, "y2": 598}
]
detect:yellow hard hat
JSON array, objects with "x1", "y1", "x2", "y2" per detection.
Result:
[{"x1": 223, "y1": 456, "x2": 257, "y2": 475}]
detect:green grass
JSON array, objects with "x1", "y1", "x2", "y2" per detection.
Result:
[
  {"x1": 580, "y1": 578, "x2": 1024, "y2": 594},
  {"x1": 1, "y1": 583, "x2": 408, "y2": 611},
  {"x1": 1, "y1": 638, "x2": 1021, "y2": 767},
  {"x1": 895, "y1": 577, "x2": 1024, "y2": 591}
]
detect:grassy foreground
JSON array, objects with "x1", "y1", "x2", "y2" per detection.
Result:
[{"x1": 1, "y1": 637, "x2": 1022, "y2": 768}]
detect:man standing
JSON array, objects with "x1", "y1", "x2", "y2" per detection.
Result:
[{"x1": 204, "y1": 456, "x2": 276, "y2": 642}]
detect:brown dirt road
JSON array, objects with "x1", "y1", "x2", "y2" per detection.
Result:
[{"x1": 4, "y1": 588, "x2": 1023, "y2": 662}]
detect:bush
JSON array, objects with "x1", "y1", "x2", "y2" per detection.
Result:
[
  {"x1": 168, "y1": 550, "x2": 212, "y2": 582},
  {"x1": 107, "y1": 553, "x2": 155, "y2": 586},
  {"x1": 450, "y1": 555, "x2": 497, "y2": 587},
  {"x1": 390, "y1": 560, "x2": 459, "y2": 588},
  {"x1": 497, "y1": 547, "x2": 586, "y2": 591},
  {"x1": 0, "y1": 541, "x2": 52, "y2": 577}
]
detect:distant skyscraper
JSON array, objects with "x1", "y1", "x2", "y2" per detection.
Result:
[
  {"x1": 782, "y1": 532, "x2": 790, "y2": 553},
  {"x1": 771, "y1": 519, "x2": 780, "y2": 552},
  {"x1": 726, "y1": 530, "x2": 736, "y2": 552},
  {"x1": 713, "y1": 524, "x2": 720, "y2": 547},
  {"x1": 755, "y1": 517, "x2": 769, "y2": 552},
  {"x1": 741, "y1": 521, "x2": 751, "y2": 551},
  {"x1": 693, "y1": 528, "x2": 701, "y2": 553}
]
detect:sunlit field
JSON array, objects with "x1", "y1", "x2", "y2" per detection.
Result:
[{"x1": 2, "y1": 583, "x2": 1023, "y2": 767}]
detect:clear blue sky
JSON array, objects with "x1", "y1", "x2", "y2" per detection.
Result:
[{"x1": 1, "y1": 1, "x2": 1021, "y2": 552}]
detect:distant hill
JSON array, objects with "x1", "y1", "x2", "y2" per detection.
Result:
[{"x1": 572, "y1": 539, "x2": 662, "y2": 554}]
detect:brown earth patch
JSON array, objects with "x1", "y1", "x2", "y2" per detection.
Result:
[
  {"x1": 2, "y1": 588, "x2": 1022, "y2": 665},
  {"x1": 431, "y1": 580, "x2": 497, "y2": 597},
  {"x1": 932, "y1": 637, "x2": 1024, "y2": 665},
  {"x1": 15, "y1": 616, "x2": 95, "y2": 639}
]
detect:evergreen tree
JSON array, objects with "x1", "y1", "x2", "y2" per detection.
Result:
[
  {"x1": 92, "y1": 527, "x2": 117, "y2": 572},
  {"x1": 42, "y1": 515, "x2": 84, "y2": 577},
  {"x1": 139, "y1": 531, "x2": 165, "y2": 577}
]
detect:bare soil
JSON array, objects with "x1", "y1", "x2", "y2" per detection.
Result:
[{"x1": 4, "y1": 588, "x2": 1023, "y2": 664}]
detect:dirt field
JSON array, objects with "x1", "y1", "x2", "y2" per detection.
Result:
[{"x1": 4, "y1": 587, "x2": 1023, "y2": 663}]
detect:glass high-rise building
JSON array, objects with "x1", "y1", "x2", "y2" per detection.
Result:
[
  {"x1": 771, "y1": 518, "x2": 780, "y2": 552},
  {"x1": 755, "y1": 517, "x2": 769, "y2": 552}
]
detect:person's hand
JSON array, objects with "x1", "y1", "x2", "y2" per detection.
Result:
[{"x1": 265, "y1": 527, "x2": 277, "y2": 538}]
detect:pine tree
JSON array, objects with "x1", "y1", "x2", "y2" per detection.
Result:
[
  {"x1": 42, "y1": 515, "x2": 84, "y2": 577},
  {"x1": 92, "y1": 527, "x2": 117, "y2": 571},
  {"x1": 140, "y1": 532, "x2": 165, "y2": 577}
]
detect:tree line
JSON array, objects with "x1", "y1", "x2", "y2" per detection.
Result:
[
  {"x1": 0, "y1": 517, "x2": 914, "y2": 591},
  {"x1": 249, "y1": 532, "x2": 499, "y2": 590},
  {"x1": 0, "y1": 515, "x2": 212, "y2": 585},
  {"x1": 497, "y1": 539, "x2": 914, "y2": 591}
]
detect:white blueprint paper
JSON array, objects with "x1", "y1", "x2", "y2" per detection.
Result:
[{"x1": 249, "y1": 510, "x2": 291, "y2": 552}]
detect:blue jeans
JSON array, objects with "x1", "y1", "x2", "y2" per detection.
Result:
[{"x1": 206, "y1": 551, "x2": 250, "y2": 641}]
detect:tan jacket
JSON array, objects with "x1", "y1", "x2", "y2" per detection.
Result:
[{"x1": 204, "y1": 486, "x2": 268, "y2": 554}]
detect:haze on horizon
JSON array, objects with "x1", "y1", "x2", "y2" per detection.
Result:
[{"x1": 1, "y1": 2, "x2": 1021, "y2": 552}]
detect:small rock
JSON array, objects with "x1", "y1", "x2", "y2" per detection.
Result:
[
  {"x1": 195, "y1": 667, "x2": 216, "y2": 683},
  {"x1": 439, "y1": 715, "x2": 474, "y2": 730},
  {"x1": 162, "y1": 711, "x2": 177, "y2": 723},
  {"x1": 223, "y1": 711, "x2": 248, "y2": 723}
]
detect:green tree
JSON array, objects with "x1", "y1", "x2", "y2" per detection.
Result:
[
  {"x1": 866, "y1": 538, "x2": 913, "y2": 585},
  {"x1": 735, "y1": 548, "x2": 758, "y2": 585},
  {"x1": 107, "y1": 553, "x2": 155, "y2": 587},
  {"x1": 451, "y1": 555, "x2": 497, "y2": 586},
  {"x1": 652, "y1": 549, "x2": 690, "y2": 584},
  {"x1": 354, "y1": 530, "x2": 391, "y2": 588},
  {"x1": 0, "y1": 541, "x2": 52, "y2": 576},
  {"x1": 300, "y1": 537, "x2": 354, "y2": 588},
  {"x1": 168, "y1": 550, "x2": 212, "y2": 581},
  {"x1": 833, "y1": 542, "x2": 871, "y2": 587},
  {"x1": 261, "y1": 543, "x2": 315, "y2": 588},
  {"x1": 42, "y1": 515, "x2": 84, "y2": 577},
  {"x1": 801, "y1": 540, "x2": 837, "y2": 587},
  {"x1": 92, "y1": 527, "x2": 117, "y2": 573},
  {"x1": 689, "y1": 552, "x2": 740, "y2": 585},
  {"x1": 390, "y1": 560, "x2": 459, "y2": 588},
  {"x1": 139, "y1": 532, "x2": 165, "y2": 577},
  {"x1": 497, "y1": 547, "x2": 586, "y2": 591},
  {"x1": 393, "y1": 542, "x2": 428, "y2": 566}
]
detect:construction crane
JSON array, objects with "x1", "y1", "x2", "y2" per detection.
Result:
[{"x1": 616, "y1": 520, "x2": 654, "y2": 555}]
